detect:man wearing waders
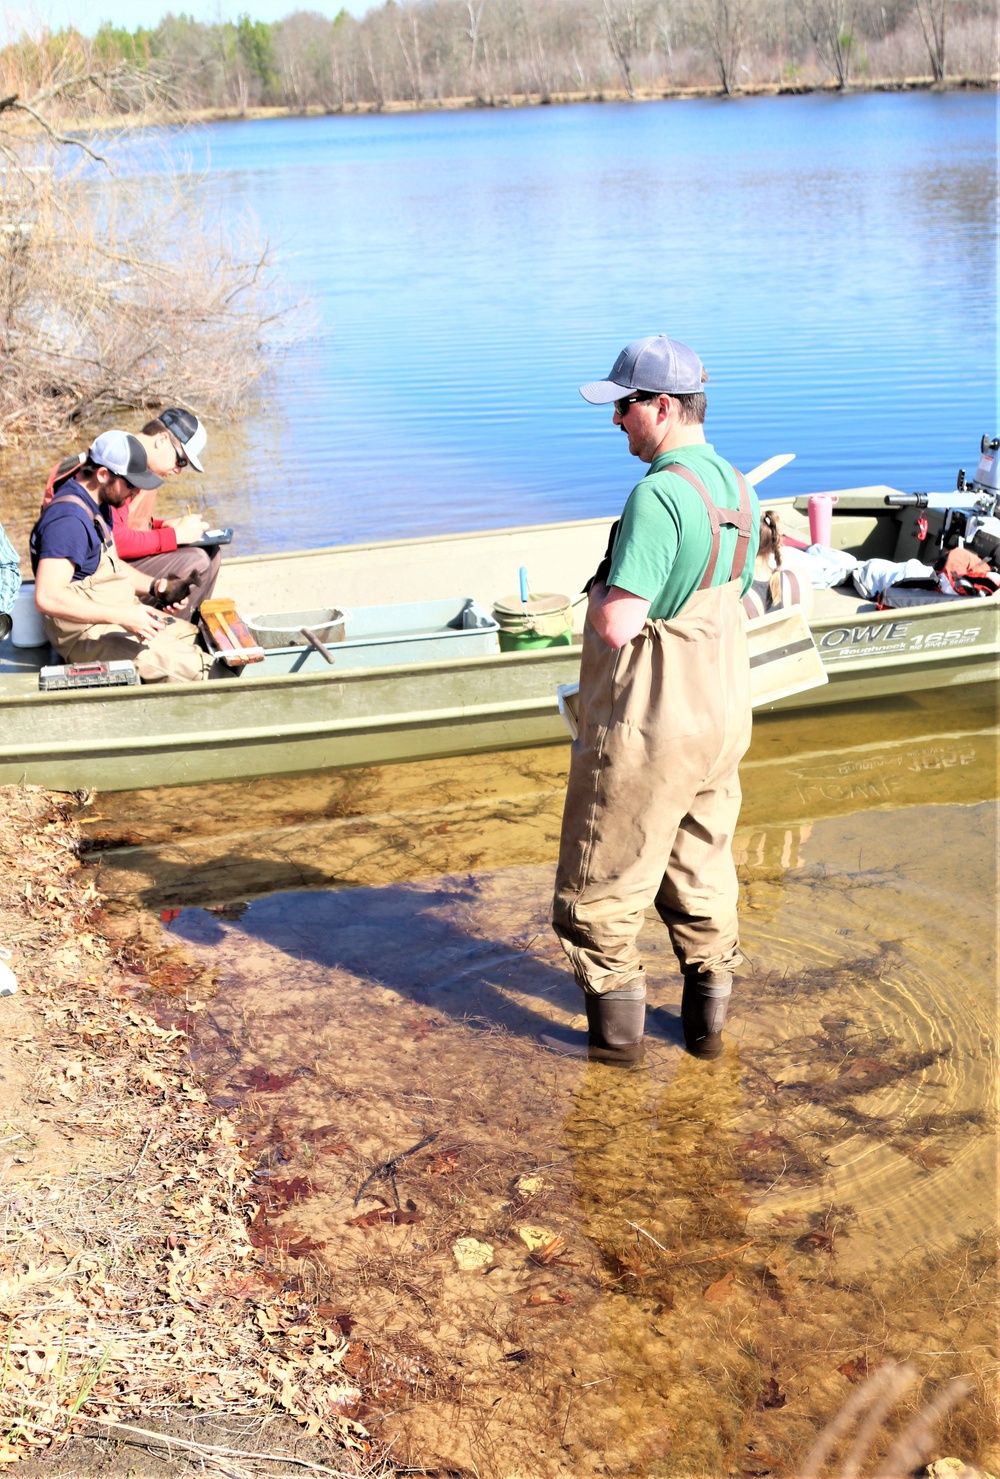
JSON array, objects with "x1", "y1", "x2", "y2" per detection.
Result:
[{"x1": 551, "y1": 336, "x2": 760, "y2": 1063}]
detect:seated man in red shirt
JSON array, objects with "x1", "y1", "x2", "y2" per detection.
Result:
[
  {"x1": 44, "y1": 409, "x2": 220, "y2": 623},
  {"x1": 113, "y1": 409, "x2": 220, "y2": 623}
]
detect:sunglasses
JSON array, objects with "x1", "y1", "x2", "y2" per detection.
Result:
[{"x1": 614, "y1": 391, "x2": 658, "y2": 417}]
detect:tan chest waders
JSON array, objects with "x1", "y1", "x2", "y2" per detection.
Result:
[
  {"x1": 552, "y1": 464, "x2": 755, "y2": 1010},
  {"x1": 42, "y1": 493, "x2": 209, "y2": 683}
]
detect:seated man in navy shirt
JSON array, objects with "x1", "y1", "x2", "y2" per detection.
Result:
[{"x1": 31, "y1": 431, "x2": 212, "y2": 682}]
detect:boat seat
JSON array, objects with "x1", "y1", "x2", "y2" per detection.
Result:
[{"x1": 809, "y1": 584, "x2": 879, "y2": 620}]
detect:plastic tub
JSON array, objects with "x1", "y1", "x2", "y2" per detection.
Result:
[
  {"x1": 246, "y1": 607, "x2": 347, "y2": 650},
  {"x1": 11, "y1": 584, "x2": 47, "y2": 648}
]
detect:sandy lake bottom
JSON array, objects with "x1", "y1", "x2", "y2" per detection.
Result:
[{"x1": 80, "y1": 686, "x2": 998, "y2": 1478}]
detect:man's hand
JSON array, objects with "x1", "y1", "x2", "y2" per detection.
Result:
[
  {"x1": 120, "y1": 605, "x2": 168, "y2": 641},
  {"x1": 166, "y1": 514, "x2": 208, "y2": 544},
  {"x1": 36, "y1": 559, "x2": 168, "y2": 641},
  {"x1": 588, "y1": 581, "x2": 651, "y2": 649}
]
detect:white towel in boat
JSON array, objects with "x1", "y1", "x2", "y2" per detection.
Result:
[
  {"x1": 851, "y1": 558, "x2": 936, "y2": 598},
  {"x1": 804, "y1": 544, "x2": 860, "y2": 587}
]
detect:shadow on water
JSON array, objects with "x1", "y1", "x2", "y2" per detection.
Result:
[
  {"x1": 79, "y1": 685, "x2": 999, "y2": 1478},
  {"x1": 168, "y1": 872, "x2": 588, "y2": 1047}
]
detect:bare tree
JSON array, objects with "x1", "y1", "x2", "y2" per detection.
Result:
[
  {"x1": 798, "y1": 0, "x2": 861, "y2": 86},
  {"x1": 0, "y1": 34, "x2": 283, "y2": 443},
  {"x1": 699, "y1": 0, "x2": 749, "y2": 92},
  {"x1": 466, "y1": 0, "x2": 489, "y2": 95},
  {"x1": 364, "y1": 42, "x2": 386, "y2": 106},
  {"x1": 601, "y1": 0, "x2": 643, "y2": 96},
  {"x1": 914, "y1": 0, "x2": 948, "y2": 80},
  {"x1": 394, "y1": 7, "x2": 425, "y2": 100}
]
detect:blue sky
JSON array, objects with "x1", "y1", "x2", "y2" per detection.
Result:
[{"x1": 7, "y1": 0, "x2": 372, "y2": 34}]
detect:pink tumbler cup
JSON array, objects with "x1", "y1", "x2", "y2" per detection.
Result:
[{"x1": 808, "y1": 493, "x2": 838, "y2": 547}]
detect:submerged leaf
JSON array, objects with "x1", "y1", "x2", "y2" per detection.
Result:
[
  {"x1": 347, "y1": 1207, "x2": 422, "y2": 1229},
  {"x1": 704, "y1": 1269, "x2": 735, "y2": 1302}
]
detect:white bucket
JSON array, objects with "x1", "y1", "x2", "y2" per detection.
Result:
[{"x1": 11, "y1": 583, "x2": 47, "y2": 647}]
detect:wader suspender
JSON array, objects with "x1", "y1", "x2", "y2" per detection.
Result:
[
  {"x1": 741, "y1": 566, "x2": 801, "y2": 619},
  {"x1": 665, "y1": 465, "x2": 754, "y2": 590},
  {"x1": 48, "y1": 491, "x2": 114, "y2": 552}
]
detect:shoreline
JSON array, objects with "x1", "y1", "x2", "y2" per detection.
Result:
[
  {"x1": 2, "y1": 761, "x2": 997, "y2": 1475},
  {"x1": 181, "y1": 75, "x2": 996, "y2": 125},
  {"x1": 46, "y1": 73, "x2": 996, "y2": 134},
  {"x1": 0, "y1": 785, "x2": 374, "y2": 1475}
]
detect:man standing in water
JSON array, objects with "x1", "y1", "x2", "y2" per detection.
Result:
[{"x1": 551, "y1": 336, "x2": 760, "y2": 1062}]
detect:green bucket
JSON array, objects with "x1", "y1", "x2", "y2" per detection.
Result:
[{"x1": 493, "y1": 593, "x2": 573, "y2": 653}]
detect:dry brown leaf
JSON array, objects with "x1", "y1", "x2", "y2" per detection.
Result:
[
  {"x1": 526, "y1": 1288, "x2": 573, "y2": 1307},
  {"x1": 530, "y1": 1237, "x2": 569, "y2": 1266},
  {"x1": 756, "y1": 1375, "x2": 786, "y2": 1409},
  {"x1": 704, "y1": 1269, "x2": 735, "y2": 1302},
  {"x1": 838, "y1": 1355, "x2": 871, "y2": 1383},
  {"x1": 426, "y1": 1151, "x2": 461, "y2": 1175},
  {"x1": 347, "y1": 1207, "x2": 422, "y2": 1229}
]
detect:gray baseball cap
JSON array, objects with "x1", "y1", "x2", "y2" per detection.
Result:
[
  {"x1": 88, "y1": 431, "x2": 162, "y2": 490},
  {"x1": 580, "y1": 335, "x2": 706, "y2": 404}
]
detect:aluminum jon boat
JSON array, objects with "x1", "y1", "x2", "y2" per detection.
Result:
[{"x1": 0, "y1": 482, "x2": 997, "y2": 793}]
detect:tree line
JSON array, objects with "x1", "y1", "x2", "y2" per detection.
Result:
[{"x1": 12, "y1": 0, "x2": 994, "y2": 122}]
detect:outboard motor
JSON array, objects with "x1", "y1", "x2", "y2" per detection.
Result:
[{"x1": 885, "y1": 435, "x2": 1000, "y2": 568}]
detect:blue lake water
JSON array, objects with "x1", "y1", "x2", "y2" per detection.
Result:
[{"x1": 129, "y1": 92, "x2": 997, "y2": 553}]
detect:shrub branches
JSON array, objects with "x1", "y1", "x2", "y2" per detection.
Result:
[{"x1": 0, "y1": 32, "x2": 284, "y2": 445}]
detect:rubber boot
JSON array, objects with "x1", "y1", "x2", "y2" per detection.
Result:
[
  {"x1": 681, "y1": 970, "x2": 732, "y2": 1059},
  {"x1": 584, "y1": 982, "x2": 646, "y2": 1064}
]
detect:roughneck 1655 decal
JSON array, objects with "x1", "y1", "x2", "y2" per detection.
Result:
[{"x1": 817, "y1": 621, "x2": 984, "y2": 662}]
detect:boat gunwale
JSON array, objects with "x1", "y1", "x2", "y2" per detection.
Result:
[
  {"x1": 0, "y1": 637, "x2": 585, "y2": 708},
  {"x1": 216, "y1": 482, "x2": 906, "y2": 570},
  {"x1": 807, "y1": 592, "x2": 1000, "y2": 631},
  {"x1": 222, "y1": 513, "x2": 620, "y2": 570},
  {"x1": 1, "y1": 590, "x2": 997, "y2": 711},
  {"x1": 7, "y1": 692, "x2": 566, "y2": 758}
]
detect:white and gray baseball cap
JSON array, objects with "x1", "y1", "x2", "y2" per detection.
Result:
[
  {"x1": 88, "y1": 431, "x2": 162, "y2": 490},
  {"x1": 580, "y1": 335, "x2": 706, "y2": 404},
  {"x1": 160, "y1": 407, "x2": 207, "y2": 473}
]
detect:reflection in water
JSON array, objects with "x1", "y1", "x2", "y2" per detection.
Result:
[
  {"x1": 83, "y1": 686, "x2": 997, "y2": 912},
  {"x1": 83, "y1": 689, "x2": 999, "y2": 1477}
]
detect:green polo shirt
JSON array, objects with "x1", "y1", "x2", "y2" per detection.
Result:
[{"x1": 607, "y1": 443, "x2": 761, "y2": 620}]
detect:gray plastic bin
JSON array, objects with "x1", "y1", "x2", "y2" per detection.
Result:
[{"x1": 253, "y1": 597, "x2": 499, "y2": 674}]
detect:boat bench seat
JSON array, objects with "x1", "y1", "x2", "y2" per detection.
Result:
[
  {"x1": 0, "y1": 635, "x2": 50, "y2": 682},
  {"x1": 809, "y1": 584, "x2": 878, "y2": 621}
]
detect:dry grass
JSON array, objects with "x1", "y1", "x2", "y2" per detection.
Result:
[{"x1": 0, "y1": 786, "x2": 375, "y2": 1474}]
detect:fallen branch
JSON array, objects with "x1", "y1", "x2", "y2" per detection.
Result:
[
  {"x1": 625, "y1": 1222, "x2": 756, "y2": 1269},
  {"x1": 9, "y1": 1409, "x2": 364, "y2": 1477},
  {"x1": 353, "y1": 1130, "x2": 440, "y2": 1208},
  {"x1": 97, "y1": 1124, "x2": 154, "y2": 1204}
]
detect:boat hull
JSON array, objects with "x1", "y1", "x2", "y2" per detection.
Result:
[{"x1": 2, "y1": 501, "x2": 997, "y2": 792}]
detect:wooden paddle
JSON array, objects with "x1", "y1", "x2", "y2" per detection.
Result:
[{"x1": 746, "y1": 453, "x2": 795, "y2": 485}]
